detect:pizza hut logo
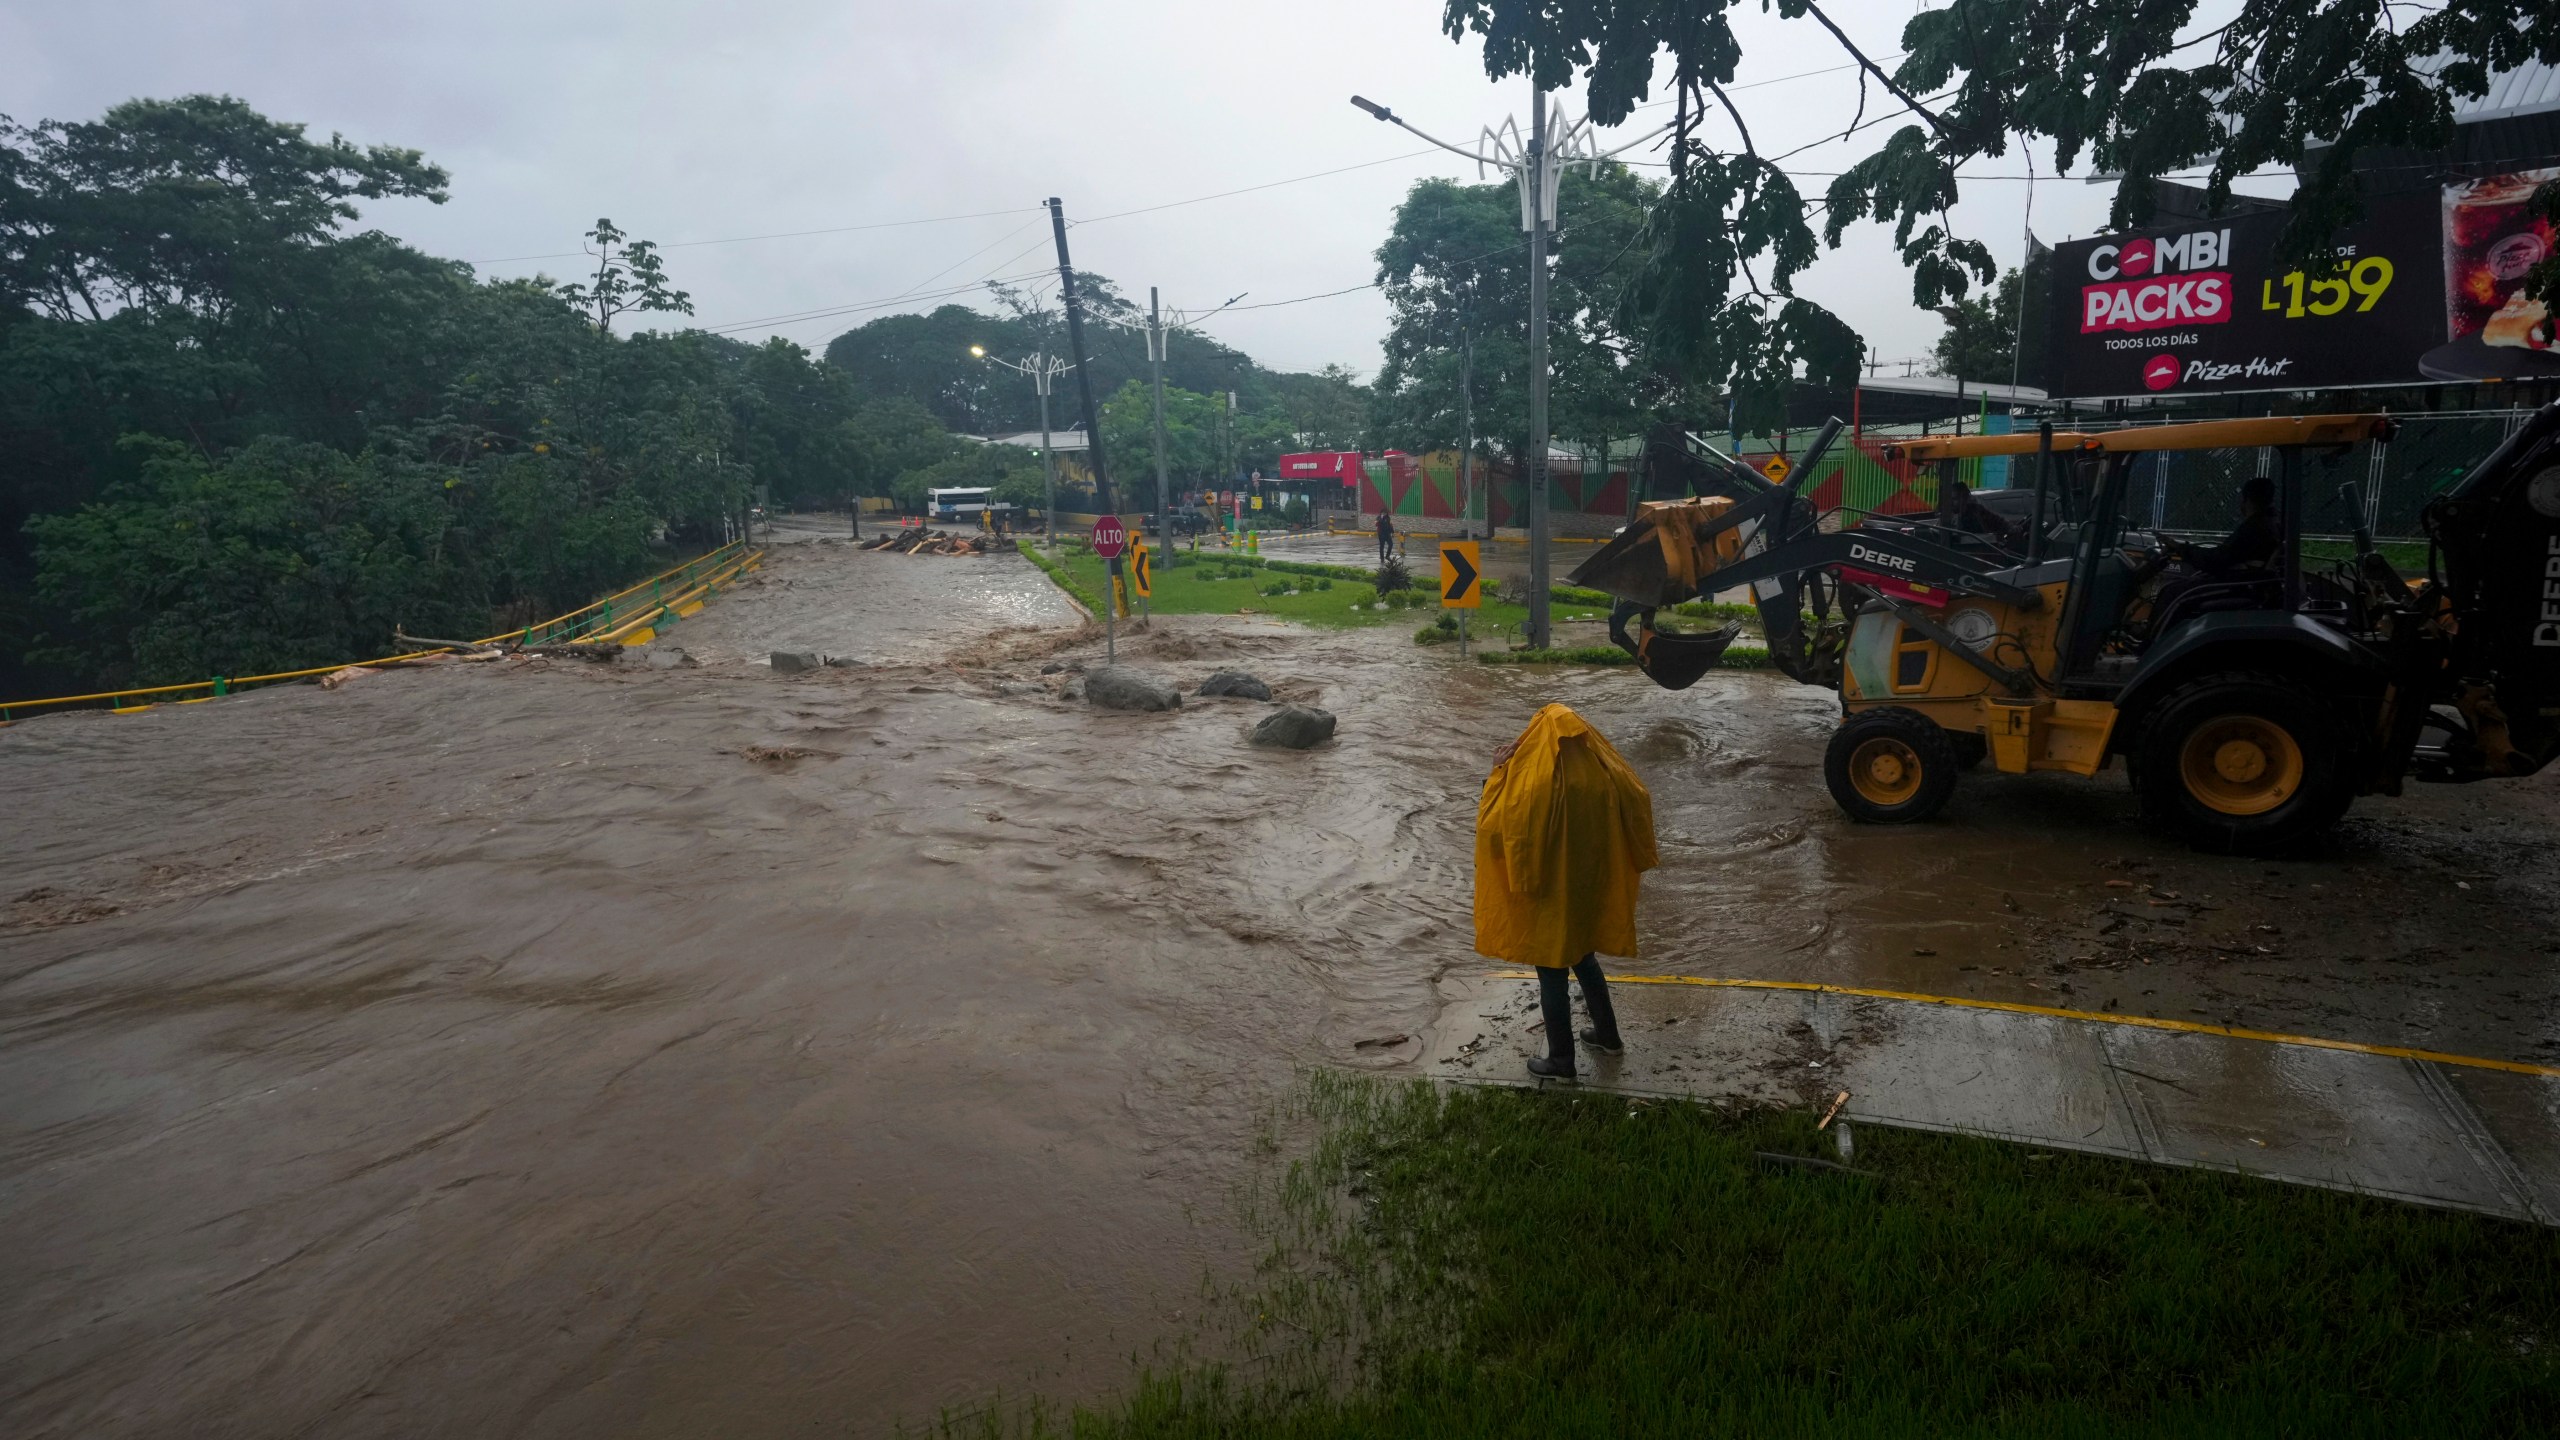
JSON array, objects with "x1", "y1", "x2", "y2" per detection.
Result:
[{"x1": 2143, "y1": 354, "x2": 2181, "y2": 391}]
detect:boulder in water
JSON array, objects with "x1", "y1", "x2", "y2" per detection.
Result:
[
  {"x1": 770, "y1": 651, "x2": 822, "y2": 674},
  {"x1": 1252, "y1": 705, "x2": 1335, "y2": 749},
  {"x1": 1085, "y1": 665, "x2": 1181, "y2": 712},
  {"x1": 1197, "y1": 669, "x2": 1271, "y2": 701}
]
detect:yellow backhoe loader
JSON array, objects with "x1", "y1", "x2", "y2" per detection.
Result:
[{"x1": 1569, "y1": 406, "x2": 2560, "y2": 851}]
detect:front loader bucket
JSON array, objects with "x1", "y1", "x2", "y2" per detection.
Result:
[{"x1": 1568, "y1": 495, "x2": 1748, "y2": 608}]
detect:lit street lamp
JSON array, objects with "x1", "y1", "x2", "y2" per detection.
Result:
[{"x1": 972, "y1": 345, "x2": 1075, "y2": 548}]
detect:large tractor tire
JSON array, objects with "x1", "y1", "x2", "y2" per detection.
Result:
[
  {"x1": 1825, "y1": 707, "x2": 1961, "y2": 824},
  {"x1": 2134, "y1": 673, "x2": 2353, "y2": 853}
]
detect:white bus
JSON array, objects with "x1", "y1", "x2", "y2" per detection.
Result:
[{"x1": 926, "y1": 487, "x2": 1016, "y2": 523}]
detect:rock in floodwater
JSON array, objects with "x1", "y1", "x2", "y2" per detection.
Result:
[
  {"x1": 770, "y1": 651, "x2": 822, "y2": 674},
  {"x1": 1197, "y1": 669, "x2": 1272, "y2": 701},
  {"x1": 1084, "y1": 665, "x2": 1182, "y2": 712},
  {"x1": 1252, "y1": 705, "x2": 1335, "y2": 749},
  {"x1": 640, "y1": 646, "x2": 697, "y2": 669}
]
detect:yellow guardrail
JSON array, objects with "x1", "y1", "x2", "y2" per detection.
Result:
[{"x1": 1, "y1": 541, "x2": 764, "y2": 726}]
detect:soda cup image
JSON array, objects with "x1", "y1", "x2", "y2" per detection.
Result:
[{"x1": 2442, "y1": 168, "x2": 2557, "y2": 349}]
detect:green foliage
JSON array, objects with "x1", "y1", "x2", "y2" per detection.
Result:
[
  {"x1": 1013, "y1": 539, "x2": 1105, "y2": 617},
  {"x1": 938, "y1": 1076, "x2": 2560, "y2": 1434},
  {"x1": 1439, "y1": 0, "x2": 2557, "y2": 425},
  {"x1": 1371, "y1": 165, "x2": 1702, "y2": 453},
  {"x1": 823, "y1": 286, "x2": 1371, "y2": 450},
  {"x1": 553, "y1": 218, "x2": 691, "y2": 334},
  {"x1": 1373, "y1": 555, "x2": 1414, "y2": 593},
  {"x1": 0, "y1": 95, "x2": 850, "y2": 692},
  {"x1": 1930, "y1": 254, "x2": 2052, "y2": 386},
  {"x1": 1099, "y1": 379, "x2": 1296, "y2": 494}
]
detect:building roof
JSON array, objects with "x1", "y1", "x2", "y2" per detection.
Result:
[
  {"x1": 1855, "y1": 373, "x2": 2050, "y2": 404},
  {"x1": 2423, "y1": 54, "x2": 2560, "y2": 127},
  {"x1": 972, "y1": 430, "x2": 1088, "y2": 452}
]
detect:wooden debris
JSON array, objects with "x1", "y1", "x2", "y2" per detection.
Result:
[{"x1": 1817, "y1": 1090, "x2": 1852, "y2": 1129}]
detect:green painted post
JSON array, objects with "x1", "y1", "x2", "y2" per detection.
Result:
[{"x1": 213, "y1": 677, "x2": 228, "y2": 697}]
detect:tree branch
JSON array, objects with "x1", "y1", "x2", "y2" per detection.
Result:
[
  {"x1": 1797, "y1": 0, "x2": 1948, "y2": 138},
  {"x1": 1705, "y1": 80, "x2": 1757, "y2": 158}
]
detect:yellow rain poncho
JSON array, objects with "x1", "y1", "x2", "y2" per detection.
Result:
[{"x1": 1472, "y1": 704, "x2": 1658, "y2": 968}]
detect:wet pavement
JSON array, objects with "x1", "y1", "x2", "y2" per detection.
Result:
[
  {"x1": 1425, "y1": 976, "x2": 2560, "y2": 1222},
  {"x1": 6, "y1": 533, "x2": 2560, "y2": 1436}
]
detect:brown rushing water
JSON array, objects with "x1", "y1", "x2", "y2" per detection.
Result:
[{"x1": 6, "y1": 538, "x2": 2559, "y2": 1437}]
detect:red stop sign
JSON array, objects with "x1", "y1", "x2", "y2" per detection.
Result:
[{"x1": 1091, "y1": 516, "x2": 1127, "y2": 559}]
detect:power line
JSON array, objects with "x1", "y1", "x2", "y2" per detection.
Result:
[
  {"x1": 471, "y1": 205, "x2": 1048, "y2": 266},
  {"x1": 698, "y1": 264, "x2": 1055, "y2": 335},
  {"x1": 1075, "y1": 149, "x2": 1448, "y2": 225}
]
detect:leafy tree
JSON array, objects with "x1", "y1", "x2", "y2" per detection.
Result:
[
  {"x1": 28, "y1": 436, "x2": 486, "y2": 681},
  {"x1": 0, "y1": 94, "x2": 449, "y2": 323},
  {"x1": 0, "y1": 96, "x2": 855, "y2": 692},
  {"x1": 1439, "y1": 0, "x2": 2560, "y2": 423},
  {"x1": 889, "y1": 442, "x2": 1047, "y2": 513},
  {"x1": 554, "y1": 218, "x2": 691, "y2": 334},
  {"x1": 823, "y1": 278, "x2": 1372, "y2": 446},
  {"x1": 844, "y1": 397, "x2": 958, "y2": 503},
  {"x1": 1929, "y1": 251, "x2": 2048, "y2": 386},
  {"x1": 1371, "y1": 164, "x2": 1684, "y2": 461}
]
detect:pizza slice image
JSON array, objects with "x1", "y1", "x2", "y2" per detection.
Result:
[{"x1": 2483, "y1": 290, "x2": 2554, "y2": 351}]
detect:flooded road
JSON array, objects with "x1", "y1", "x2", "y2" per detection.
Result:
[{"x1": 6, "y1": 537, "x2": 2559, "y2": 1436}]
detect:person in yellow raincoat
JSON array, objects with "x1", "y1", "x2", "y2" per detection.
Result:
[{"x1": 1474, "y1": 703, "x2": 1657, "y2": 1080}]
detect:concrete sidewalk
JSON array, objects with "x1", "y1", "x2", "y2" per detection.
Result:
[{"x1": 1421, "y1": 974, "x2": 2560, "y2": 1224}]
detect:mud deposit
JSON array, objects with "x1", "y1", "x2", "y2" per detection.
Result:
[{"x1": 6, "y1": 539, "x2": 2559, "y2": 1436}]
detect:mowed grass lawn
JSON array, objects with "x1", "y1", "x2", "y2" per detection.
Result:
[
  {"x1": 929, "y1": 1077, "x2": 2560, "y2": 1438},
  {"x1": 1039, "y1": 542, "x2": 1539, "y2": 635}
]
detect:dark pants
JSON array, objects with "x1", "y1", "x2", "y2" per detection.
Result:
[
  {"x1": 1538, "y1": 954, "x2": 1621, "y2": 1065},
  {"x1": 1377, "y1": 534, "x2": 1393, "y2": 562}
]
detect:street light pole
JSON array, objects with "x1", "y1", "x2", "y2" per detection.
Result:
[
  {"x1": 1348, "y1": 85, "x2": 1668, "y2": 648},
  {"x1": 1147, "y1": 287, "x2": 1171, "y2": 612},
  {"x1": 1459, "y1": 319, "x2": 1477, "y2": 541},
  {"x1": 971, "y1": 345, "x2": 1073, "y2": 548},
  {"x1": 1523, "y1": 88, "x2": 1553, "y2": 649}
]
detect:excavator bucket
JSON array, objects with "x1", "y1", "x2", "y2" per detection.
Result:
[{"x1": 1608, "y1": 609, "x2": 1742, "y2": 689}]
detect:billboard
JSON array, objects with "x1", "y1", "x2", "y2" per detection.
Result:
[{"x1": 2046, "y1": 168, "x2": 2559, "y2": 398}]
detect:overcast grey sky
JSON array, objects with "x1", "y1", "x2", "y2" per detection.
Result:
[{"x1": 3, "y1": 1, "x2": 2284, "y2": 380}]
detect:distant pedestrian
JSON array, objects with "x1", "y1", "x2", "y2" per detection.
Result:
[
  {"x1": 1474, "y1": 704, "x2": 1657, "y2": 1081},
  {"x1": 1375, "y1": 509, "x2": 1396, "y2": 563}
]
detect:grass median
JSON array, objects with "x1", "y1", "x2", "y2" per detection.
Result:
[
  {"x1": 1020, "y1": 542, "x2": 1754, "y2": 656},
  {"x1": 922, "y1": 1074, "x2": 2560, "y2": 1437}
]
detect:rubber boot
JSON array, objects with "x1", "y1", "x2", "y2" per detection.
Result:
[
  {"x1": 1529, "y1": 965, "x2": 1577, "y2": 1080},
  {"x1": 1574, "y1": 954, "x2": 1623, "y2": 1055}
]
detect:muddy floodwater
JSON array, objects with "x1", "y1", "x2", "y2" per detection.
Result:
[{"x1": 6, "y1": 538, "x2": 2559, "y2": 1436}]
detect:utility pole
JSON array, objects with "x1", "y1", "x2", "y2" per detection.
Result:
[
  {"x1": 1047, "y1": 198, "x2": 1113, "y2": 515},
  {"x1": 1035, "y1": 360, "x2": 1059, "y2": 547},
  {"x1": 1146, "y1": 287, "x2": 1171, "y2": 621},
  {"x1": 1524, "y1": 86, "x2": 1553, "y2": 649},
  {"x1": 970, "y1": 344, "x2": 1070, "y2": 548},
  {"x1": 1348, "y1": 80, "x2": 1663, "y2": 647}
]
